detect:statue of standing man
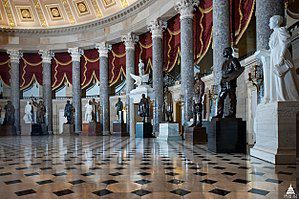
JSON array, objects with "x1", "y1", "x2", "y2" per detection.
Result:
[
  {"x1": 64, "y1": 100, "x2": 74, "y2": 124},
  {"x1": 115, "y1": 98, "x2": 124, "y2": 123},
  {"x1": 190, "y1": 73, "x2": 205, "y2": 127},
  {"x1": 3, "y1": 101, "x2": 15, "y2": 126},
  {"x1": 138, "y1": 94, "x2": 150, "y2": 122},
  {"x1": 163, "y1": 86, "x2": 173, "y2": 122},
  {"x1": 32, "y1": 99, "x2": 46, "y2": 124}
]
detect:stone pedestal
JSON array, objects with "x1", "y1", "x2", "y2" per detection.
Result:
[
  {"x1": 88, "y1": 122, "x2": 101, "y2": 136},
  {"x1": 63, "y1": 124, "x2": 74, "y2": 135},
  {"x1": 0, "y1": 125, "x2": 17, "y2": 136},
  {"x1": 208, "y1": 118, "x2": 246, "y2": 153},
  {"x1": 21, "y1": 124, "x2": 32, "y2": 136},
  {"x1": 31, "y1": 124, "x2": 47, "y2": 136},
  {"x1": 250, "y1": 102, "x2": 298, "y2": 165},
  {"x1": 186, "y1": 126, "x2": 207, "y2": 145},
  {"x1": 136, "y1": 122, "x2": 153, "y2": 138},
  {"x1": 158, "y1": 123, "x2": 180, "y2": 141},
  {"x1": 113, "y1": 121, "x2": 128, "y2": 136}
]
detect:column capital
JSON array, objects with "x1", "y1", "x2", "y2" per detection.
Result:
[
  {"x1": 95, "y1": 42, "x2": 112, "y2": 58},
  {"x1": 7, "y1": 49, "x2": 23, "y2": 64},
  {"x1": 148, "y1": 19, "x2": 167, "y2": 39},
  {"x1": 175, "y1": 0, "x2": 199, "y2": 20},
  {"x1": 68, "y1": 47, "x2": 83, "y2": 62},
  {"x1": 121, "y1": 32, "x2": 139, "y2": 50},
  {"x1": 38, "y1": 50, "x2": 54, "y2": 64}
]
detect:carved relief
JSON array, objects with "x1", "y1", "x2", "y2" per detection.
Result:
[
  {"x1": 75, "y1": 1, "x2": 90, "y2": 16},
  {"x1": 16, "y1": 7, "x2": 34, "y2": 21},
  {"x1": 46, "y1": 5, "x2": 63, "y2": 20}
]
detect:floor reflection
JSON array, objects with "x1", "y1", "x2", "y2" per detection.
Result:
[{"x1": 0, "y1": 136, "x2": 296, "y2": 199}]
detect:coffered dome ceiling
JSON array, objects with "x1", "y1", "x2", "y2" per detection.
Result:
[{"x1": 0, "y1": 0, "x2": 138, "y2": 29}]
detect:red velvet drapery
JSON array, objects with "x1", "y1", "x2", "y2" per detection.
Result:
[{"x1": 0, "y1": 0, "x2": 255, "y2": 90}]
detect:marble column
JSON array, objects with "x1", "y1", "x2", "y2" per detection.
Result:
[
  {"x1": 256, "y1": 0, "x2": 285, "y2": 50},
  {"x1": 39, "y1": 50, "x2": 54, "y2": 134},
  {"x1": 122, "y1": 33, "x2": 139, "y2": 134},
  {"x1": 148, "y1": 19, "x2": 167, "y2": 134},
  {"x1": 7, "y1": 49, "x2": 22, "y2": 134},
  {"x1": 68, "y1": 47, "x2": 83, "y2": 134},
  {"x1": 175, "y1": 0, "x2": 198, "y2": 124},
  {"x1": 96, "y1": 42, "x2": 112, "y2": 135},
  {"x1": 212, "y1": 0, "x2": 230, "y2": 88}
]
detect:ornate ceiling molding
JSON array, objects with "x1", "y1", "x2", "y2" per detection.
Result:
[{"x1": 0, "y1": 0, "x2": 155, "y2": 35}]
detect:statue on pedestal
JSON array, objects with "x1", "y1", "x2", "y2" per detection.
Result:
[
  {"x1": 163, "y1": 86, "x2": 173, "y2": 122},
  {"x1": 191, "y1": 73, "x2": 205, "y2": 127},
  {"x1": 2, "y1": 101, "x2": 15, "y2": 125},
  {"x1": 115, "y1": 98, "x2": 124, "y2": 123},
  {"x1": 84, "y1": 100, "x2": 93, "y2": 123},
  {"x1": 130, "y1": 59, "x2": 149, "y2": 87},
  {"x1": 267, "y1": 15, "x2": 299, "y2": 101},
  {"x1": 32, "y1": 99, "x2": 46, "y2": 124},
  {"x1": 64, "y1": 100, "x2": 74, "y2": 124},
  {"x1": 91, "y1": 98, "x2": 100, "y2": 122},
  {"x1": 23, "y1": 101, "x2": 33, "y2": 124},
  {"x1": 214, "y1": 47, "x2": 244, "y2": 118},
  {"x1": 138, "y1": 94, "x2": 150, "y2": 122}
]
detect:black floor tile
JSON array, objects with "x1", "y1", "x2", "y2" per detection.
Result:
[
  {"x1": 194, "y1": 172, "x2": 207, "y2": 176},
  {"x1": 138, "y1": 172, "x2": 151, "y2": 176},
  {"x1": 5, "y1": 180, "x2": 22, "y2": 185},
  {"x1": 102, "y1": 180, "x2": 118, "y2": 185},
  {"x1": 200, "y1": 179, "x2": 217, "y2": 184},
  {"x1": 131, "y1": 189, "x2": 152, "y2": 196},
  {"x1": 81, "y1": 172, "x2": 95, "y2": 176},
  {"x1": 250, "y1": 171, "x2": 265, "y2": 176},
  {"x1": 93, "y1": 189, "x2": 113, "y2": 196},
  {"x1": 265, "y1": 178, "x2": 283, "y2": 184},
  {"x1": 170, "y1": 189, "x2": 191, "y2": 196},
  {"x1": 53, "y1": 172, "x2": 67, "y2": 176},
  {"x1": 213, "y1": 166, "x2": 226, "y2": 170},
  {"x1": 168, "y1": 179, "x2": 184, "y2": 185},
  {"x1": 109, "y1": 172, "x2": 123, "y2": 176},
  {"x1": 209, "y1": 188, "x2": 230, "y2": 196},
  {"x1": 222, "y1": 172, "x2": 236, "y2": 176},
  {"x1": 15, "y1": 189, "x2": 36, "y2": 196},
  {"x1": 248, "y1": 188, "x2": 270, "y2": 196},
  {"x1": 166, "y1": 172, "x2": 179, "y2": 176},
  {"x1": 135, "y1": 179, "x2": 151, "y2": 185},
  {"x1": 278, "y1": 171, "x2": 293, "y2": 175},
  {"x1": 24, "y1": 172, "x2": 39, "y2": 177},
  {"x1": 53, "y1": 189, "x2": 74, "y2": 196},
  {"x1": 36, "y1": 179, "x2": 54, "y2": 185},
  {"x1": 0, "y1": 172, "x2": 12, "y2": 176},
  {"x1": 233, "y1": 179, "x2": 250, "y2": 184},
  {"x1": 69, "y1": 179, "x2": 85, "y2": 185}
]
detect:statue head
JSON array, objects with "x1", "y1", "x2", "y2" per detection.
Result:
[
  {"x1": 195, "y1": 72, "x2": 202, "y2": 81},
  {"x1": 7, "y1": 101, "x2": 12, "y2": 105},
  {"x1": 67, "y1": 100, "x2": 70, "y2": 104},
  {"x1": 118, "y1": 97, "x2": 121, "y2": 102},
  {"x1": 142, "y1": 94, "x2": 146, "y2": 99},
  {"x1": 269, "y1": 15, "x2": 283, "y2": 30},
  {"x1": 89, "y1": 100, "x2": 92, "y2": 105},
  {"x1": 164, "y1": 86, "x2": 169, "y2": 92},
  {"x1": 27, "y1": 101, "x2": 30, "y2": 106},
  {"x1": 223, "y1": 47, "x2": 233, "y2": 58}
]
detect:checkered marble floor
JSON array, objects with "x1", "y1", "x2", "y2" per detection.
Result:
[{"x1": 0, "y1": 136, "x2": 296, "y2": 199}]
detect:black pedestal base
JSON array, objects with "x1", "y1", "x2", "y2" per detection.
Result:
[
  {"x1": 0, "y1": 125, "x2": 17, "y2": 136},
  {"x1": 136, "y1": 122, "x2": 153, "y2": 138},
  {"x1": 208, "y1": 118, "x2": 246, "y2": 153},
  {"x1": 31, "y1": 124, "x2": 47, "y2": 136},
  {"x1": 113, "y1": 122, "x2": 128, "y2": 136},
  {"x1": 186, "y1": 126, "x2": 207, "y2": 145}
]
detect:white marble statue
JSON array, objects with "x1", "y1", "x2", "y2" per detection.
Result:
[
  {"x1": 130, "y1": 59, "x2": 149, "y2": 87},
  {"x1": 268, "y1": 15, "x2": 299, "y2": 101},
  {"x1": 23, "y1": 101, "x2": 33, "y2": 124},
  {"x1": 256, "y1": 15, "x2": 299, "y2": 103},
  {"x1": 84, "y1": 101, "x2": 93, "y2": 123}
]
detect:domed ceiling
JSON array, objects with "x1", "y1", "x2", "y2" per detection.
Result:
[{"x1": 0, "y1": 0, "x2": 137, "y2": 29}]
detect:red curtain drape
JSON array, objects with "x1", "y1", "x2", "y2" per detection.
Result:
[{"x1": 0, "y1": 0, "x2": 255, "y2": 90}]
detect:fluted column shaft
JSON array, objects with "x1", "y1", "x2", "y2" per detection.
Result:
[
  {"x1": 148, "y1": 20, "x2": 167, "y2": 133},
  {"x1": 122, "y1": 33, "x2": 139, "y2": 134},
  {"x1": 96, "y1": 42, "x2": 112, "y2": 135},
  {"x1": 39, "y1": 50, "x2": 54, "y2": 134},
  {"x1": 68, "y1": 48, "x2": 83, "y2": 134},
  {"x1": 176, "y1": 0, "x2": 198, "y2": 124},
  {"x1": 256, "y1": 0, "x2": 285, "y2": 50},
  {"x1": 7, "y1": 49, "x2": 22, "y2": 134}
]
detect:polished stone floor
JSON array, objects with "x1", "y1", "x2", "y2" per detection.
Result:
[{"x1": 0, "y1": 136, "x2": 295, "y2": 199}]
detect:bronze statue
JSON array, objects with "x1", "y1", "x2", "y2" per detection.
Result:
[
  {"x1": 190, "y1": 73, "x2": 205, "y2": 127},
  {"x1": 214, "y1": 47, "x2": 244, "y2": 118},
  {"x1": 32, "y1": 99, "x2": 46, "y2": 124},
  {"x1": 91, "y1": 98, "x2": 99, "y2": 122},
  {"x1": 163, "y1": 86, "x2": 173, "y2": 122},
  {"x1": 3, "y1": 101, "x2": 15, "y2": 125},
  {"x1": 138, "y1": 94, "x2": 150, "y2": 122},
  {"x1": 64, "y1": 100, "x2": 74, "y2": 124},
  {"x1": 115, "y1": 98, "x2": 124, "y2": 123}
]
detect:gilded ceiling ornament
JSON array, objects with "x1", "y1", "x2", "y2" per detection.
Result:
[
  {"x1": 91, "y1": 0, "x2": 103, "y2": 18},
  {"x1": 33, "y1": 0, "x2": 47, "y2": 27},
  {"x1": 102, "y1": 0, "x2": 116, "y2": 8},
  {"x1": 61, "y1": 0, "x2": 76, "y2": 24},
  {"x1": 21, "y1": 9, "x2": 31, "y2": 19},
  {"x1": 2, "y1": 0, "x2": 15, "y2": 27},
  {"x1": 120, "y1": 0, "x2": 129, "y2": 8}
]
